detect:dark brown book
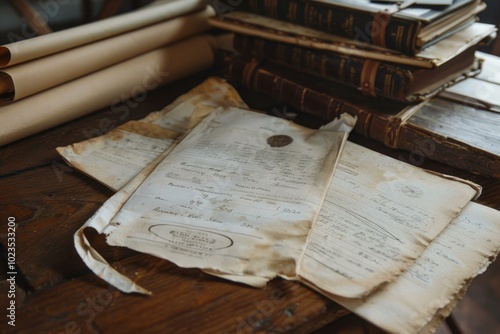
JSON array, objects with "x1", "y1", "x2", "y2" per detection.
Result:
[
  {"x1": 225, "y1": 56, "x2": 500, "y2": 179},
  {"x1": 238, "y1": 0, "x2": 486, "y2": 55},
  {"x1": 232, "y1": 33, "x2": 481, "y2": 102}
]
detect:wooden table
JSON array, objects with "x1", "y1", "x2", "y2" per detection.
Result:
[{"x1": 1, "y1": 70, "x2": 499, "y2": 333}]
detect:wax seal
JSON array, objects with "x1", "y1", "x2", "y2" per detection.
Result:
[{"x1": 267, "y1": 135, "x2": 293, "y2": 148}]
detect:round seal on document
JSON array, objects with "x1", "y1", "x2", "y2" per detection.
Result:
[{"x1": 267, "y1": 135, "x2": 293, "y2": 148}]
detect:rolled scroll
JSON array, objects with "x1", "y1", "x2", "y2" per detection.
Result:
[
  {"x1": 0, "y1": 35, "x2": 216, "y2": 147},
  {"x1": 0, "y1": 7, "x2": 214, "y2": 101},
  {"x1": 0, "y1": 0, "x2": 213, "y2": 67}
]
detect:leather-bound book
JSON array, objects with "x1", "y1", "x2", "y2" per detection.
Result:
[
  {"x1": 235, "y1": 0, "x2": 486, "y2": 55},
  {"x1": 232, "y1": 33, "x2": 481, "y2": 102}
]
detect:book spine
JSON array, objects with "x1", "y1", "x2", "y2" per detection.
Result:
[
  {"x1": 244, "y1": 0, "x2": 421, "y2": 55},
  {"x1": 233, "y1": 34, "x2": 413, "y2": 102}
]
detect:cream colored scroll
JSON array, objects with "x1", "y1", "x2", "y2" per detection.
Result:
[
  {"x1": 0, "y1": 0, "x2": 212, "y2": 67},
  {"x1": 0, "y1": 34, "x2": 215, "y2": 147},
  {"x1": 0, "y1": 7, "x2": 215, "y2": 101}
]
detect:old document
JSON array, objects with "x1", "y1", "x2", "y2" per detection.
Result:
[
  {"x1": 76, "y1": 107, "x2": 355, "y2": 293},
  {"x1": 299, "y1": 142, "x2": 480, "y2": 298},
  {"x1": 329, "y1": 201, "x2": 500, "y2": 334}
]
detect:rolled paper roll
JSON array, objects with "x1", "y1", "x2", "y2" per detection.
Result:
[
  {"x1": 0, "y1": 0, "x2": 213, "y2": 67},
  {"x1": 0, "y1": 7, "x2": 215, "y2": 101},
  {"x1": 0, "y1": 34, "x2": 216, "y2": 147}
]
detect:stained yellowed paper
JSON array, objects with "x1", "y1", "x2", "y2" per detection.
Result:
[
  {"x1": 0, "y1": 8, "x2": 214, "y2": 101},
  {"x1": 75, "y1": 108, "x2": 355, "y2": 293},
  {"x1": 68, "y1": 77, "x2": 260, "y2": 292},
  {"x1": 325, "y1": 201, "x2": 500, "y2": 334},
  {"x1": 0, "y1": 0, "x2": 212, "y2": 67},
  {"x1": 57, "y1": 77, "x2": 248, "y2": 191},
  {"x1": 299, "y1": 142, "x2": 480, "y2": 298},
  {"x1": 74, "y1": 146, "x2": 177, "y2": 295},
  {"x1": 0, "y1": 35, "x2": 215, "y2": 147}
]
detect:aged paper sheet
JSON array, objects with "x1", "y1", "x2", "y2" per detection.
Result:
[
  {"x1": 0, "y1": 35, "x2": 215, "y2": 147},
  {"x1": 0, "y1": 0, "x2": 212, "y2": 67},
  {"x1": 69, "y1": 78, "x2": 266, "y2": 290},
  {"x1": 299, "y1": 142, "x2": 480, "y2": 298},
  {"x1": 440, "y1": 77, "x2": 500, "y2": 113},
  {"x1": 105, "y1": 108, "x2": 352, "y2": 278},
  {"x1": 0, "y1": 8, "x2": 214, "y2": 101},
  {"x1": 327, "y1": 201, "x2": 500, "y2": 334},
  {"x1": 57, "y1": 77, "x2": 247, "y2": 191},
  {"x1": 75, "y1": 107, "x2": 355, "y2": 293}
]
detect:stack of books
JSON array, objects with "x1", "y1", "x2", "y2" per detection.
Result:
[{"x1": 209, "y1": 0, "x2": 500, "y2": 179}]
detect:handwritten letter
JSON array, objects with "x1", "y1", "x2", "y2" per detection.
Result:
[
  {"x1": 299, "y1": 142, "x2": 479, "y2": 298},
  {"x1": 329, "y1": 201, "x2": 500, "y2": 334}
]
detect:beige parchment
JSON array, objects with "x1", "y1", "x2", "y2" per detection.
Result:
[
  {"x1": 324, "y1": 201, "x2": 500, "y2": 334},
  {"x1": 0, "y1": 0, "x2": 213, "y2": 67},
  {"x1": 299, "y1": 141, "x2": 480, "y2": 299},
  {"x1": 0, "y1": 7, "x2": 215, "y2": 101},
  {"x1": 74, "y1": 107, "x2": 355, "y2": 294},
  {"x1": 0, "y1": 34, "x2": 215, "y2": 147}
]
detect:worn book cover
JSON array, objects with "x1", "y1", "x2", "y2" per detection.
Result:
[
  {"x1": 231, "y1": 33, "x2": 482, "y2": 102},
  {"x1": 234, "y1": 0, "x2": 486, "y2": 54}
]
